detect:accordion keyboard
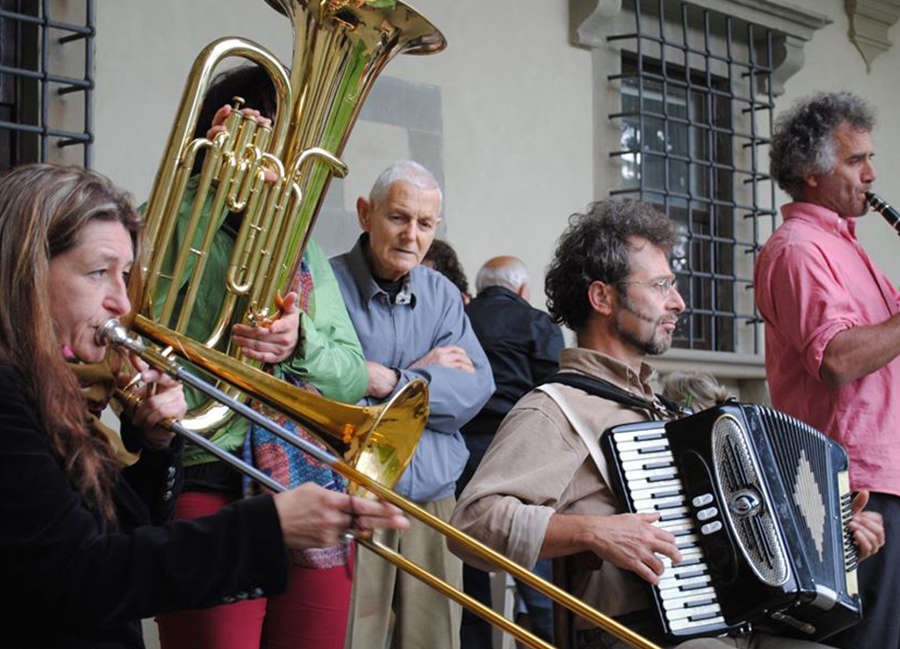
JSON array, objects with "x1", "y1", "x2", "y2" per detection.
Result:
[{"x1": 611, "y1": 425, "x2": 728, "y2": 635}]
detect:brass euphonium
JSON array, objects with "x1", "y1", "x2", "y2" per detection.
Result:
[{"x1": 133, "y1": 0, "x2": 445, "y2": 489}]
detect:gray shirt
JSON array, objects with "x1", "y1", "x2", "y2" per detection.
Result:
[{"x1": 331, "y1": 235, "x2": 494, "y2": 502}]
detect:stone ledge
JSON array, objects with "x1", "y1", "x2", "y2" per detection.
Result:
[
  {"x1": 651, "y1": 347, "x2": 767, "y2": 380},
  {"x1": 845, "y1": 0, "x2": 900, "y2": 72}
]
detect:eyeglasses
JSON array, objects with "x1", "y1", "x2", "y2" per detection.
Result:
[{"x1": 618, "y1": 276, "x2": 680, "y2": 297}]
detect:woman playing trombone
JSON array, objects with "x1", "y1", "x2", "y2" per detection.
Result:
[{"x1": 0, "y1": 163, "x2": 407, "y2": 648}]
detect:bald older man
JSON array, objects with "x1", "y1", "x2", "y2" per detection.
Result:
[{"x1": 458, "y1": 255, "x2": 565, "y2": 647}]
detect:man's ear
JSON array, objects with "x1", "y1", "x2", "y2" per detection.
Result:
[
  {"x1": 587, "y1": 280, "x2": 616, "y2": 317},
  {"x1": 803, "y1": 174, "x2": 820, "y2": 189},
  {"x1": 516, "y1": 281, "x2": 529, "y2": 300},
  {"x1": 356, "y1": 196, "x2": 372, "y2": 231}
]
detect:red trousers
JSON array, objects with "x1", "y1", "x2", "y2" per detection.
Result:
[{"x1": 156, "y1": 491, "x2": 353, "y2": 649}]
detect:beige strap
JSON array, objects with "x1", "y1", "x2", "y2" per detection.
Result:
[{"x1": 536, "y1": 383, "x2": 612, "y2": 488}]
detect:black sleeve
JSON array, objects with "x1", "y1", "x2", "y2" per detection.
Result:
[
  {"x1": 0, "y1": 367, "x2": 289, "y2": 630},
  {"x1": 120, "y1": 419, "x2": 184, "y2": 525}
]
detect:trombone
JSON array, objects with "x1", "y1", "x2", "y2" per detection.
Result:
[{"x1": 100, "y1": 319, "x2": 661, "y2": 649}]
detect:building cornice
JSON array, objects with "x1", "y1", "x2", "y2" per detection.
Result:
[
  {"x1": 571, "y1": 0, "x2": 832, "y2": 94},
  {"x1": 845, "y1": 0, "x2": 900, "y2": 72}
]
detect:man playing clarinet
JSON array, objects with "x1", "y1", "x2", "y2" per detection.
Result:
[{"x1": 755, "y1": 90, "x2": 895, "y2": 649}]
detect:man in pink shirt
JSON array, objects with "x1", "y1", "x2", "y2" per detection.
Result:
[{"x1": 756, "y1": 90, "x2": 895, "y2": 649}]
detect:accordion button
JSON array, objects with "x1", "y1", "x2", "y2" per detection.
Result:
[
  {"x1": 701, "y1": 521, "x2": 723, "y2": 535},
  {"x1": 697, "y1": 506, "x2": 718, "y2": 521},
  {"x1": 692, "y1": 493, "x2": 714, "y2": 508}
]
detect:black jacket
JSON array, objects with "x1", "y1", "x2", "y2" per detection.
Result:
[
  {"x1": 0, "y1": 365, "x2": 288, "y2": 648},
  {"x1": 462, "y1": 286, "x2": 565, "y2": 436}
]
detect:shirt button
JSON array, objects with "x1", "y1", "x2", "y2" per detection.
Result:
[
  {"x1": 251, "y1": 587, "x2": 265, "y2": 598},
  {"x1": 167, "y1": 466, "x2": 176, "y2": 478},
  {"x1": 235, "y1": 591, "x2": 248, "y2": 600},
  {"x1": 222, "y1": 595, "x2": 236, "y2": 604},
  {"x1": 163, "y1": 490, "x2": 173, "y2": 501}
]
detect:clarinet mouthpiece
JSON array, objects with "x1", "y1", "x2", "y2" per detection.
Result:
[{"x1": 865, "y1": 191, "x2": 900, "y2": 236}]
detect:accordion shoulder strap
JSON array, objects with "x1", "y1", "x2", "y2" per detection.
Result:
[
  {"x1": 536, "y1": 383, "x2": 612, "y2": 488},
  {"x1": 540, "y1": 371, "x2": 683, "y2": 417}
]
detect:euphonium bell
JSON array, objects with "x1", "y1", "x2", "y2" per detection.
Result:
[{"x1": 132, "y1": 0, "x2": 445, "y2": 486}]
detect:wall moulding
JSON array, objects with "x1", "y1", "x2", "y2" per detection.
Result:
[
  {"x1": 570, "y1": 0, "x2": 832, "y2": 95},
  {"x1": 845, "y1": 0, "x2": 900, "y2": 72}
]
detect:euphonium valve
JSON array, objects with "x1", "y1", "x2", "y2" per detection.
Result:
[{"x1": 865, "y1": 191, "x2": 900, "y2": 237}]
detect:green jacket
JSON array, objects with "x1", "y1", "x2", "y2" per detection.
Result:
[{"x1": 153, "y1": 177, "x2": 367, "y2": 466}]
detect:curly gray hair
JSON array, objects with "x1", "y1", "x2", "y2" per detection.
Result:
[{"x1": 770, "y1": 91, "x2": 876, "y2": 200}]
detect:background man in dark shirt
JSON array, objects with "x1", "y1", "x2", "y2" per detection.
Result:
[{"x1": 458, "y1": 255, "x2": 564, "y2": 647}]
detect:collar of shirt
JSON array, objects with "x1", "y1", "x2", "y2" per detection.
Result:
[
  {"x1": 782, "y1": 201, "x2": 858, "y2": 241},
  {"x1": 345, "y1": 234, "x2": 416, "y2": 307},
  {"x1": 475, "y1": 284, "x2": 529, "y2": 306},
  {"x1": 559, "y1": 347, "x2": 656, "y2": 400}
]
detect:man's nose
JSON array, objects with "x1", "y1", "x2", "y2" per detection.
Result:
[
  {"x1": 863, "y1": 157, "x2": 876, "y2": 183},
  {"x1": 669, "y1": 286, "x2": 686, "y2": 314},
  {"x1": 400, "y1": 219, "x2": 417, "y2": 239}
]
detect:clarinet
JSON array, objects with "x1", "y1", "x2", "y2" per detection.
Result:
[{"x1": 865, "y1": 191, "x2": 900, "y2": 236}]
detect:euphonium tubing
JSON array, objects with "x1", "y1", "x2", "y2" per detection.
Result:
[
  {"x1": 100, "y1": 319, "x2": 661, "y2": 649},
  {"x1": 139, "y1": 1, "x2": 446, "y2": 435}
]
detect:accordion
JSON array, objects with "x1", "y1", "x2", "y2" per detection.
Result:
[{"x1": 601, "y1": 402, "x2": 861, "y2": 643}]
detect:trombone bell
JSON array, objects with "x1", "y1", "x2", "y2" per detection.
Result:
[{"x1": 129, "y1": 315, "x2": 428, "y2": 490}]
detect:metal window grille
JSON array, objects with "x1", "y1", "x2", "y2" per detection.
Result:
[
  {"x1": 0, "y1": 0, "x2": 94, "y2": 171},
  {"x1": 608, "y1": 0, "x2": 777, "y2": 354}
]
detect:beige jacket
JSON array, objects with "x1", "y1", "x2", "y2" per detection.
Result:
[{"x1": 450, "y1": 347, "x2": 671, "y2": 620}]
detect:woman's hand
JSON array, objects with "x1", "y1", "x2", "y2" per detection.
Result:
[
  {"x1": 205, "y1": 103, "x2": 271, "y2": 140},
  {"x1": 272, "y1": 483, "x2": 408, "y2": 549},
  {"x1": 206, "y1": 104, "x2": 278, "y2": 182},
  {"x1": 119, "y1": 355, "x2": 187, "y2": 448},
  {"x1": 231, "y1": 292, "x2": 301, "y2": 364}
]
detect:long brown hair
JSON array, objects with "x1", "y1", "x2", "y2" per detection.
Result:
[{"x1": 0, "y1": 164, "x2": 143, "y2": 518}]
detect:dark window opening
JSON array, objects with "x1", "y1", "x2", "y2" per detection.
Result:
[
  {"x1": 0, "y1": 0, "x2": 94, "y2": 171},
  {"x1": 608, "y1": 0, "x2": 777, "y2": 354}
]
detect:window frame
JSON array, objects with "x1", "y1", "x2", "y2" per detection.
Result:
[{"x1": 0, "y1": 0, "x2": 95, "y2": 170}]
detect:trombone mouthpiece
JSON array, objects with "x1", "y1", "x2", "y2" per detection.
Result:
[{"x1": 96, "y1": 319, "x2": 146, "y2": 354}]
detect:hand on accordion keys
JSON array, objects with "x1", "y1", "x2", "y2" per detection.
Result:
[
  {"x1": 848, "y1": 490, "x2": 886, "y2": 561},
  {"x1": 578, "y1": 512, "x2": 683, "y2": 585}
]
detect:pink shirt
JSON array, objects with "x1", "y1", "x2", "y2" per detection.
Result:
[{"x1": 755, "y1": 202, "x2": 900, "y2": 495}]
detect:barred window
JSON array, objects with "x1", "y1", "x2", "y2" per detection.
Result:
[
  {"x1": 608, "y1": 0, "x2": 777, "y2": 354},
  {"x1": 0, "y1": 0, "x2": 94, "y2": 171}
]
